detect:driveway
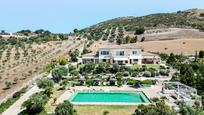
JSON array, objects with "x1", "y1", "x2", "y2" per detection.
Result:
[{"x1": 2, "y1": 85, "x2": 41, "y2": 115}]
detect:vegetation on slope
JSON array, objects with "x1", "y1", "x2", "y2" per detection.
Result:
[{"x1": 73, "y1": 9, "x2": 204, "y2": 42}]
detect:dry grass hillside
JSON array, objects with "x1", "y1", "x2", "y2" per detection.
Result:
[
  {"x1": 0, "y1": 40, "x2": 83, "y2": 100},
  {"x1": 88, "y1": 39, "x2": 204, "y2": 56}
]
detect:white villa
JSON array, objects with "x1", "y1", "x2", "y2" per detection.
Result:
[{"x1": 81, "y1": 44, "x2": 161, "y2": 66}]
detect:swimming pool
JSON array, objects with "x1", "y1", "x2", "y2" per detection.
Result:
[{"x1": 69, "y1": 91, "x2": 151, "y2": 105}]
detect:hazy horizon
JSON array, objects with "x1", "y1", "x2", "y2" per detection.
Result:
[{"x1": 0, "y1": 0, "x2": 204, "y2": 33}]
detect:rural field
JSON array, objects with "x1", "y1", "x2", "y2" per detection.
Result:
[
  {"x1": 0, "y1": 40, "x2": 83, "y2": 100},
  {"x1": 137, "y1": 39, "x2": 204, "y2": 55},
  {"x1": 89, "y1": 38, "x2": 204, "y2": 55}
]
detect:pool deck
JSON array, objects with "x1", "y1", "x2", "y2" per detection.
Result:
[{"x1": 56, "y1": 85, "x2": 162, "y2": 105}]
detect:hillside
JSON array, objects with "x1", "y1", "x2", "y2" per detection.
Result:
[
  {"x1": 74, "y1": 9, "x2": 204, "y2": 42},
  {"x1": 0, "y1": 33, "x2": 83, "y2": 100}
]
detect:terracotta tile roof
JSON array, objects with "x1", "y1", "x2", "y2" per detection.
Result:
[{"x1": 99, "y1": 44, "x2": 141, "y2": 49}]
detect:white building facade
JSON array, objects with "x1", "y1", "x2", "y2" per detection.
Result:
[{"x1": 82, "y1": 44, "x2": 161, "y2": 66}]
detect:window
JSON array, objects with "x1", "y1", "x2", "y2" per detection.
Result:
[
  {"x1": 125, "y1": 61, "x2": 128, "y2": 63},
  {"x1": 101, "y1": 51, "x2": 109, "y2": 55},
  {"x1": 132, "y1": 51, "x2": 137, "y2": 55},
  {"x1": 116, "y1": 51, "x2": 124, "y2": 56},
  {"x1": 118, "y1": 61, "x2": 123, "y2": 64},
  {"x1": 133, "y1": 59, "x2": 138, "y2": 62}
]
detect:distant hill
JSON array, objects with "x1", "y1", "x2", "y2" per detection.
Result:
[{"x1": 74, "y1": 9, "x2": 204, "y2": 41}]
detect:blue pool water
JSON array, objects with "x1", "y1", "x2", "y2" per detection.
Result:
[{"x1": 69, "y1": 91, "x2": 151, "y2": 103}]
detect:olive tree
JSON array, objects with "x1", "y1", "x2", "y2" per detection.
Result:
[
  {"x1": 22, "y1": 93, "x2": 48, "y2": 114},
  {"x1": 55, "y1": 100, "x2": 76, "y2": 115}
]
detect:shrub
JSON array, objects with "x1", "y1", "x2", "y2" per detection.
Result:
[
  {"x1": 200, "y1": 13, "x2": 204, "y2": 17},
  {"x1": 127, "y1": 79, "x2": 140, "y2": 86},
  {"x1": 159, "y1": 69, "x2": 168, "y2": 76},
  {"x1": 141, "y1": 80, "x2": 156, "y2": 85},
  {"x1": 86, "y1": 79, "x2": 94, "y2": 86},
  {"x1": 12, "y1": 92, "x2": 21, "y2": 98},
  {"x1": 57, "y1": 56, "x2": 68, "y2": 65},
  {"x1": 149, "y1": 70, "x2": 156, "y2": 77},
  {"x1": 70, "y1": 70, "x2": 79, "y2": 76},
  {"x1": 143, "y1": 71, "x2": 151, "y2": 77},
  {"x1": 103, "y1": 111, "x2": 109, "y2": 115},
  {"x1": 131, "y1": 72, "x2": 138, "y2": 77},
  {"x1": 123, "y1": 71, "x2": 129, "y2": 76},
  {"x1": 151, "y1": 97, "x2": 160, "y2": 102},
  {"x1": 4, "y1": 81, "x2": 12, "y2": 89},
  {"x1": 13, "y1": 77, "x2": 18, "y2": 84},
  {"x1": 36, "y1": 78, "x2": 54, "y2": 89}
]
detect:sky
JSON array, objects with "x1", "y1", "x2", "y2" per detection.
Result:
[{"x1": 0, "y1": 0, "x2": 204, "y2": 33}]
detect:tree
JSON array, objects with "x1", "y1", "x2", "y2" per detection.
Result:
[
  {"x1": 42, "y1": 60, "x2": 57, "y2": 73},
  {"x1": 115, "y1": 72, "x2": 123, "y2": 86},
  {"x1": 69, "y1": 49, "x2": 79, "y2": 62},
  {"x1": 22, "y1": 93, "x2": 48, "y2": 114},
  {"x1": 57, "y1": 56, "x2": 68, "y2": 65},
  {"x1": 43, "y1": 87, "x2": 53, "y2": 97},
  {"x1": 17, "y1": 29, "x2": 32, "y2": 36},
  {"x1": 52, "y1": 66, "x2": 68, "y2": 83},
  {"x1": 130, "y1": 36, "x2": 138, "y2": 43},
  {"x1": 167, "y1": 53, "x2": 176, "y2": 65},
  {"x1": 73, "y1": 28, "x2": 79, "y2": 33},
  {"x1": 34, "y1": 29, "x2": 45, "y2": 34},
  {"x1": 82, "y1": 48, "x2": 91, "y2": 55},
  {"x1": 95, "y1": 62, "x2": 111, "y2": 74},
  {"x1": 111, "y1": 64, "x2": 120, "y2": 73},
  {"x1": 195, "y1": 51, "x2": 198, "y2": 62},
  {"x1": 36, "y1": 78, "x2": 54, "y2": 89},
  {"x1": 140, "y1": 37, "x2": 145, "y2": 42},
  {"x1": 5, "y1": 81, "x2": 12, "y2": 89},
  {"x1": 125, "y1": 36, "x2": 131, "y2": 44},
  {"x1": 200, "y1": 13, "x2": 204, "y2": 17},
  {"x1": 198, "y1": 50, "x2": 204, "y2": 58},
  {"x1": 179, "y1": 102, "x2": 202, "y2": 115},
  {"x1": 179, "y1": 64, "x2": 196, "y2": 87},
  {"x1": 1, "y1": 30, "x2": 5, "y2": 33},
  {"x1": 80, "y1": 62, "x2": 95, "y2": 74},
  {"x1": 55, "y1": 100, "x2": 75, "y2": 115},
  {"x1": 133, "y1": 100, "x2": 175, "y2": 115},
  {"x1": 13, "y1": 77, "x2": 18, "y2": 84},
  {"x1": 135, "y1": 27, "x2": 145, "y2": 35},
  {"x1": 103, "y1": 111, "x2": 109, "y2": 115},
  {"x1": 116, "y1": 38, "x2": 123, "y2": 45},
  {"x1": 58, "y1": 34, "x2": 67, "y2": 40}
]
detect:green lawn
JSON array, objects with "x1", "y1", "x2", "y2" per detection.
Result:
[
  {"x1": 75, "y1": 105, "x2": 136, "y2": 115},
  {"x1": 132, "y1": 64, "x2": 159, "y2": 69}
]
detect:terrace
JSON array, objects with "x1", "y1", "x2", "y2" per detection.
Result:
[{"x1": 162, "y1": 82, "x2": 201, "y2": 106}]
